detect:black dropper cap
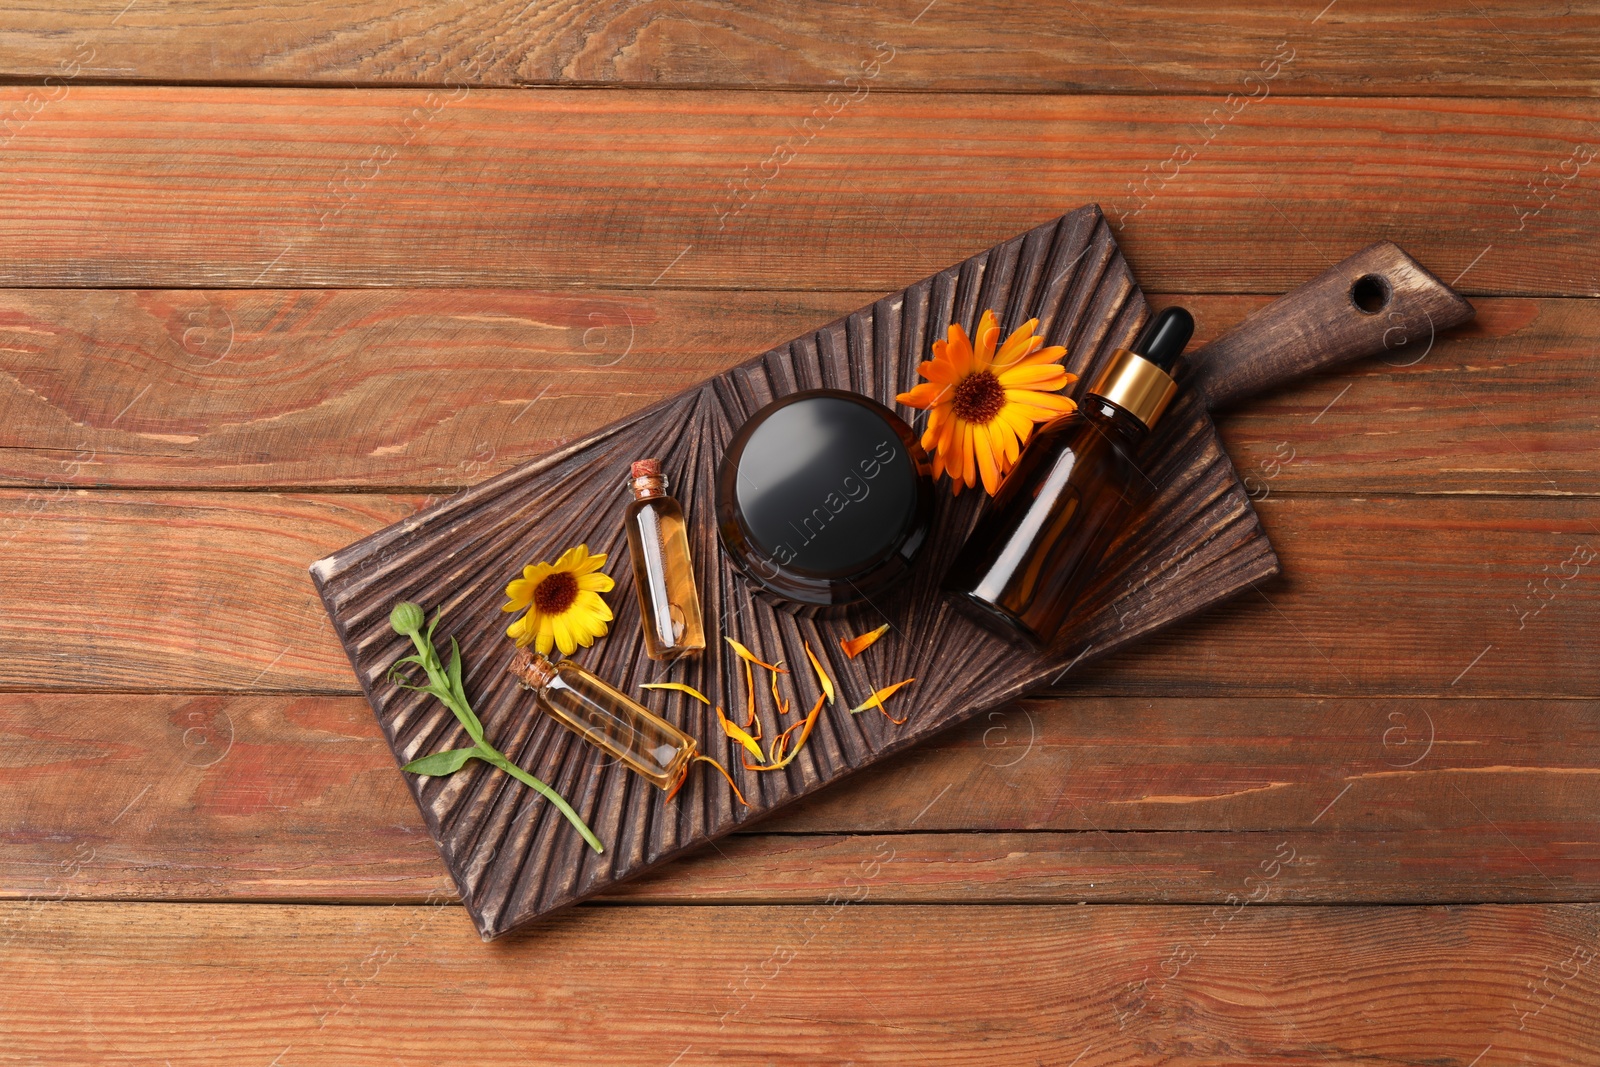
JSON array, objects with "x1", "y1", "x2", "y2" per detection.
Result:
[{"x1": 1130, "y1": 306, "x2": 1194, "y2": 371}]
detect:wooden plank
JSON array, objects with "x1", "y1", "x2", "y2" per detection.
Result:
[
  {"x1": 0, "y1": 287, "x2": 853, "y2": 490},
  {"x1": 1186, "y1": 295, "x2": 1600, "y2": 498},
  {"x1": 3, "y1": 290, "x2": 1594, "y2": 495},
  {"x1": 3, "y1": 900, "x2": 1596, "y2": 1065},
  {"x1": 3, "y1": 693, "x2": 1594, "y2": 902},
  {"x1": 2, "y1": 491, "x2": 1591, "y2": 695},
  {"x1": 0, "y1": 88, "x2": 1595, "y2": 295},
  {"x1": 1, "y1": 2, "x2": 1596, "y2": 96},
  {"x1": 1079, "y1": 492, "x2": 1600, "y2": 699}
]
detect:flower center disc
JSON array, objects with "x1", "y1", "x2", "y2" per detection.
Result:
[
  {"x1": 951, "y1": 370, "x2": 1006, "y2": 425},
  {"x1": 534, "y1": 571, "x2": 579, "y2": 614}
]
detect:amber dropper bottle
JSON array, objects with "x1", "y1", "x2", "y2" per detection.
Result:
[
  {"x1": 944, "y1": 306, "x2": 1195, "y2": 648},
  {"x1": 624, "y1": 458, "x2": 706, "y2": 661},
  {"x1": 508, "y1": 647, "x2": 697, "y2": 791}
]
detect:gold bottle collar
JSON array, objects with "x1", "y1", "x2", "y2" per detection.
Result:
[{"x1": 1086, "y1": 348, "x2": 1178, "y2": 429}]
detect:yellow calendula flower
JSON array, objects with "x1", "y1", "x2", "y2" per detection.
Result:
[
  {"x1": 502, "y1": 544, "x2": 614, "y2": 656},
  {"x1": 896, "y1": 309, "x2": 1077, "y2": 496}
]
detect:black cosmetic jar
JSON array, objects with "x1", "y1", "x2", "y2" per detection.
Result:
[{"x1": 715, "y1": 389, "x2": 933, "y2": 611}]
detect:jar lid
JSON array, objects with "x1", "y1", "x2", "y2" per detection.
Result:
[{"x1": 716, "y1": 389, "x2": 932, "y2": 609}]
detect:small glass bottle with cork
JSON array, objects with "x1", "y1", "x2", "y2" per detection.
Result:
[
  {"x1": 507, "y1": 647, "x2": 697, "y2": 791},
  {"x1": 624, "y1": 458, "x2": 707, "y2": 661}
]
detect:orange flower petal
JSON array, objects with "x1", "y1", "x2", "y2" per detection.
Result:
[
  {"x1": 959, "y1": 421, "x2": 977, "y2": 489},
  {"x1": 975, "y1": 424, "x2": 1001, "y2": 496},
  {"x1": 997, "y1": 363, "x2": 1070, "y2": 389},
  {"x1": 640, "y1": 681, "x2": 711, "y2": 704},
  {"x1": 946, "y1": 323, "x2": 975, "y2": 376},
  {"x1": 999, "y1": 404, "x2": 1036, "y2": 443},
  {"x1": 989, "y1": 415, "x2": 1020, "y2": 469},
  {"x1": 1015, "y1": 344, "x2": 1071, "y2": 369},
  {"x1": 716, "y1": 705, "x2": 765, "y2": 763},
  {"x1": 849, "y1": 678, "x2": 916, "y2": 723},
  {"x1": 920, "y1": 404, "x2": 947, "y2": 453},
  {"x1": 993, "y1": 320, "x2": 1043, "y2": 369},
  {"x1": 723, "y1": 636, "x2": 787, "y2": 674},
  {"x1": 770, "y1": 662, "x2": 790, "y2": 716},
  {"x1": 895, "y1": 381, "x2": 947, "y2": 409},
  {"x1": 804, "y1": 641, "x2": 836, "y2": 705},
  {"x1": 685, "y1": 753, "x2": 748, "y2": 806},
  {"x1": 1005, "y1": 388, "x2": 1076, "y2": 410},
  {"x1": 840, "y1": 623, "x2": 890, "y2": 658},
  {"x1": 743, "y1": 659, "x2": 758, "y2": 735},
  {"x1": 744, "y1": 692, "x2": 826, "y2": 771},
  {"x1": 973, "y1": 312, "x2": 1000, "y2": 370}
]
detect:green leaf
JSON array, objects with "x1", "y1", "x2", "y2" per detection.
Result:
[
  {"x1": 412, "y1": 681, "x2": 453, "y2": 704},
  {"x1": 403, "y1": 747, "x2": 480, "y2": 776},
  {"x1": 446, "y1": 638, "x2": 486, "y2": 743},
  {"x1": 447, "y1": 637, "x2": 465, "y2": 703}
]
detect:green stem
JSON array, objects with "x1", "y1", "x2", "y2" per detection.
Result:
[
  {"x1": 395, "y1": 619, "x2": 603, "y2": 854},
  {"x1": 480, "y1": 749, "x2": 605, "y2": 854}
]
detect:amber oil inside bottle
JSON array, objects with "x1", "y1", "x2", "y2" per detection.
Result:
[
  {"x1": 944, "y1": 307, "x2": 1194, "y2": 648},
  {"x1": 624, "y1": 458, "x2": 706, "y2": 661},
  {"x1": 509, "y1": 648, "x2": 697, "y2": 791}
]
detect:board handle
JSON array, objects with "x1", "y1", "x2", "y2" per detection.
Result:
[{"x1": 1185, "y1": 241, "x2": 1475, "y2": 411}]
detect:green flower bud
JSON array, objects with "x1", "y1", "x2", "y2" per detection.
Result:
[{"x1": 390, "y1": 601, "x2": 426, "y2": 636}]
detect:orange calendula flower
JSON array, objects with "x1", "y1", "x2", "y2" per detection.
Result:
[
  {"x1": 896, "y1": 310, "x2": 1076, "y2": 495},
  {"x1": 502, "y1": 544, "x2": 614, "y2": 656}
]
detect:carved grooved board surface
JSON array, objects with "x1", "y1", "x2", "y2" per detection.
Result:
[{"x1": 311, "y1": 204, "x2": 1279, "y2": 940}]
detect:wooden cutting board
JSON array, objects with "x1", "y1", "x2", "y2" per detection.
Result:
[{"x1": 310, "y1": 204, "x2": 1473, "y2": 940}]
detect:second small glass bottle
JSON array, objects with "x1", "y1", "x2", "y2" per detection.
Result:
[
  {"x1": 944, "y1": 307, "x2": 1194, "y2": 648},
  {"x1": 508, "y1": 647, "x2": 697, "y2": 791},
  {"x1": 624, "y1": 458, "x2": 706, "y2": 661}
]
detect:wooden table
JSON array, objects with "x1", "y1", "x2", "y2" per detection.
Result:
[{"x1": 2, "y1": 3, "x2": 1597, "y2": 1063}]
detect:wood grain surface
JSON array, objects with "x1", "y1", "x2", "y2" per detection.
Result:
[
  {"x1": 2, "y1": 291, "x2": 1592, "y2": 493},
  {"x1": 4, "y1": 902, "x2": 1597, "y2": 1066},
  {"x1": 1, "y1": 0, "x2": 1596, "y2": 1059},
  {"x1": 0, "y1": 89, "x2": 1595, "y2": 295},
  {"x1": 1, "y1": 1, "x2": 1596, "y2": 95},
  {"x1": 3, "y1": 692, "x2": 1596, "y2": 903},
  {"x1": 2, "y1": 491, "x2": 1589, "y2": 694}
]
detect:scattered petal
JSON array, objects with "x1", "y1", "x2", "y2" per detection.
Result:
[
  {"x1": 804, "y1": 641, "x2": 836, "y2": 705},
  {"x1": 744, "y1": 693, "x2": 826, "y2": 771},
  {"x1": 666, "y1": 754, "x2": 749, "y2": 807},
  {"x1": 840, "y1": 624, "x2": 890, "y2": 659},
  {"x1": 640, "y1": 681, "x2": 711, "y2": 705},
  {"x1": 724, "y1": 636, "x2": 788, "y2": 674},
  {"x1": 850, "y1": 678, "x2": 916, "y2": 724},
  {"x1": 769, "y1": 665, "x2": 790, "y2": 716},
  {"x1": 693, "y1": 754, "x2": 748, "y2": 806},
  {"x1": 741, "y1": 658, "x2": 759, "y2": 735},
  {"x1": 716, "y1": 705, "x2": 765, "y2": 763}
]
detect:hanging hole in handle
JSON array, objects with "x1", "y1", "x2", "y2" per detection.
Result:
[{"x1": 1350, "y1": 274, "x2": 1391, "y2": 314}]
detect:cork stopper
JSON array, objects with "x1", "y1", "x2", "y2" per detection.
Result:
[
  {"x1": 628, "y1": 457, "x2": 667, "y2": 499},
  {"x1": 507, "y1": 647, "x2": 557, "y2": 689}
]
